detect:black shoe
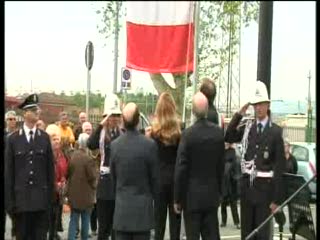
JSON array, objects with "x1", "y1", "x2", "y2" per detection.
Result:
[
  {"x1": 220, "y1": 223, "x2": 226, "y2": 227},
  {"x1": 235, "y1": 224, "x2": 241, "y2": 229}
]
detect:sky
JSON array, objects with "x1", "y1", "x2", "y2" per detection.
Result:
[{"x1": 5, "y1": 1, "x2": 316, "y2": 104}]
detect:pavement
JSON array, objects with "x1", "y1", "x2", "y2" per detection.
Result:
[{"x1": 4, "y1": 202, "x2": 316, "y2": 240}]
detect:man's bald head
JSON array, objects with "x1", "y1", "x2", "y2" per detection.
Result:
[
  {"x1": 192, "y1": 92, "x2": 208, "y2": 119},
  {"x1": 122, "y1": 102, "x2": 140, "y2": 129}
]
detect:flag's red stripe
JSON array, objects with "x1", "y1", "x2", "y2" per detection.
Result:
[{"x1": 126, "y1": 22, "x2": 194, "y2": 73}]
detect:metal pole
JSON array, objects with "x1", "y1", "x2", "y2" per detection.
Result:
[
  {"x1": 239, "y1": 4, "x2": 242, "y2": 108},
  {"x1": 306, "y1": 71, "x2": 312, "y2": 142},
  {"x1": 86, "y1": 43, "x2": 91, "y2": 116},
  {"x1": 191, "y1": 1, "x2": 200, "y2": 124},
  {"x1": 113, "y1": 1, "x2": 120, "y2": 93},
  {"x1": 256, "y1": 1, "x2": 273, "y2": 97},
  {"x1": 86, "y1": 69, "x2": 91, "y2": 117},
  {"x1": 226, "y1": 14, "x2": 232, "y2": 118}
]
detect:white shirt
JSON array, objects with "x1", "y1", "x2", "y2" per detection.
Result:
[
  {"x1": 256, "y1": 116, "x2": 269, "y2": 132},
  {"x1": 23, "y1": 124, "x2": 37, "y2": 142}
]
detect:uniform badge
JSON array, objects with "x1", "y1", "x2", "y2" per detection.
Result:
[{"x1": 264, "y1": 151, "x2": 269, "y2": 159}]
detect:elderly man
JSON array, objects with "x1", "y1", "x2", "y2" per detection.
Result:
[
  {"x1": 225, "y1": 81, "x2": 286, "y2": 240},
  {"x1": 5, "y1": 94, "x2": 55, "y2": 240},
  {"x1": 174, "y1": 92, "x2": 225, "y2": 240},
  {"x1": 5, "y1": 110, "x2": 18, "y2": 136},
  {"x1": 5, "y1": 111, "x2": 18, "y2": 239},
  {"x1": 82, "y1": 121, "x2": 93, "y2": 136},
  {"x1": 110, "y1": 103, "x2": 159, "y2": 240},
  {"x1": 73, "y1": 112, "x2": 88, "y2": 141}
]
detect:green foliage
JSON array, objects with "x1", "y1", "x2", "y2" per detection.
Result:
[
  {"x1": 96, "y1": 1, "x2": 124, "y2": 43},
  {"x1": 118, "y1": 92, "x2": 158, "y2": 116},
  {"x1": 198, "y1": 2, "x2": 259, "y2": 81},
  {"x1": 69, "y1": 91, "x2": 104, "y2": 109}
]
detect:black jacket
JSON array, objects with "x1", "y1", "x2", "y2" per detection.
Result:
[
  {"x1": 152, "y1": 137, "x2": 179, "y2": 186},
  {"x1": 285, "y1": 154, "x2": 298, "y2": 174},
  {"x1": 174, "y1": 118, "x2": 225, "y2": 211},
  {"x1": 207, "y1": 104, "x2": 219, "y2": 125},
  {"x1": 222, "y1": 148, "x2": 241, "y2": 200},
  {"x1": 5, "y1": 128, "x2": 55, "y2": 214},
  {"x1": 87, "y1": 124, "x2": 122, "y2": 200},
  {"x1": 110, "y1": 129, "x2": 159, "y2": 232},
  {"x1": 225, "y1": 113, "x2": 286, "y2": 205}
]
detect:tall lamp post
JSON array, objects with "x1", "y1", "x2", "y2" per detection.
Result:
[
  {"x1": 306, "y1": 71, "x2": 313, "y2": 142},
  {"x1": 256, "y1": 2, "x2": 273, "y2": 97}
]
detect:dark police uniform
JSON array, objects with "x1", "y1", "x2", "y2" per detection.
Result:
[
  {"x1": 87, "y1": 124, "x2": 123, "y2": 240},
  {"x1": 225, "y1": 112, "x2": 286, "y2": 240},
  {"x1": 5, "y1": 94, "x2": 55, "y2": 240}
]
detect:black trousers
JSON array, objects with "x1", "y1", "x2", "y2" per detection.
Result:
[
  {"x1": 220, "y1": 199, "x2": 240, "y2": 225},
  {"x1": 48, "y1": 200, "x2": 60, "y2": 240},
  {"x1": 155, "y1": 184, "x2": 181, "y2": 240},
  {"x1": 183, "y1": 207, "x2": 220, "y2": 240},
  {"x1": 15, "y1": 210, "x2": 48, "y2": 240},
  {"x1": 240, "y1": 178, "x2": 272, "y2": 240},
  {"x1": 115, "y1": 230, "x2": 150, "y2": 240},
  {"x1": 57, "y1": 203, "x2": 64, "y2": 232},
  {"x1": 97, "y1": 199, "x2": 115, "y2": 240},
  {"x1": 90, "y1": 203, "x2": 98, "y2": 232}
]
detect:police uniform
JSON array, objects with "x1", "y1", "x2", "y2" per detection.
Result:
[
  {"x1": 5, "y1": 94, "x2": 55, "y2": 240},
  {"x1": 225, "y1": 81, "x2": 286, "y2": 240},
  {"x1": 87, "y1": 93, "x2": 123, "y2": 240}
]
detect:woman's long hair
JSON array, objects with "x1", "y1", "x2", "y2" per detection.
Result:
[{"x1": 152, "y1": 92, "x2": 181, "y2": 145}]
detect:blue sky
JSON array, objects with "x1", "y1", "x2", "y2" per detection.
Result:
[{"x1": 5, "y1": 1, "x2": 316, "y2": 104}]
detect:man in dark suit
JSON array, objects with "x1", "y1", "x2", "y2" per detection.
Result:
[
  {"x1": 5, "y1": 94, "x2": 55, "y2": 240},
  {"x1": 225, "y1": 81, "x2": 286, "y2": 240},
  {"x1": 174, "y1": 92, "x2": 225, "y2": 240},
  {"x1": 200, "y1": 77, "x2": 220, "y2": 126},
  {"x1": 110, "y1": 102, "x2": 159, "y2": 240}
]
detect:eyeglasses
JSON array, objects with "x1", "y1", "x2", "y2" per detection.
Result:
[{"x1": 7, "y1": 118, "x2": 16, "y2": 121}]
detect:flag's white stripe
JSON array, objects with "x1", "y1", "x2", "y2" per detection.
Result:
[{"x1": 126, "y1": 1, "x2": 194, "y2": 26}]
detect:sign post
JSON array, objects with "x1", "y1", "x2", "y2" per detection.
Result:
[{"x1": 85, "y1": 41, "x2": 94, "y2": 117}]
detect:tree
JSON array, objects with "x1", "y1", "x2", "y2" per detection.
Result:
[{"x1": 96, "y1": 1, "x2": 259, "y2": 118}]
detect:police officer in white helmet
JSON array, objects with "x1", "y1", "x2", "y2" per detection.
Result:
[{"x1": 87, "y1": 93, "x2": 124, "y2": 240}]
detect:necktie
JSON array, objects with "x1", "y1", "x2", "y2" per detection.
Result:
[
  {"x1": 29, "y1": 130, "x2": 34, "y2": 144},
  {"x1": 257, "y1": 123, "x2": 263, "y2": 135},
  {"x1": 111, "y1": 129, "x2": 116, "y2": 138}
]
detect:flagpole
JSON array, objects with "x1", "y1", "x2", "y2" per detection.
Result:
[
  {"x1": 191, "y1": 1, "x2": 200, "y2": 124},
  {"x1": 182, "y1": 2, "x2": 195, "y2": 125}
]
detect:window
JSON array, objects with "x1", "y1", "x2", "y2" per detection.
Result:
[{"x1": 291, "y1": 145, "x2": 309, "y2": 162}]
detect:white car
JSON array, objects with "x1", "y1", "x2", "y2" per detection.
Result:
[{"x1": 290, "y1": 142, "x2": 316, "y2": 201}]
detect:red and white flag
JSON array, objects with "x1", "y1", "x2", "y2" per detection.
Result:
[{"x1": 126, "y1": 1, "x2": 194, "y2": 73}]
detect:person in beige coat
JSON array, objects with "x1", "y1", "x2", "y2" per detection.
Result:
[{"x1": 67, "y1": 133, "x2": 97, "y2": 240}]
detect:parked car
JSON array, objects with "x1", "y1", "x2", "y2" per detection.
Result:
[
  {"x1": 290, "y1": 142, "x2": 316, "y2": 201},
  {"x1": 138, "y1": 112, "x2": 150, "y2": 134}
]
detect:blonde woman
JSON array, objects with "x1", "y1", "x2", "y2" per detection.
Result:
[
  {"x1": 146, "y1": 92, "x2": 182, "y2": 240},
  {"x1": 46, "y1": 124, "x2": 68, "y2": 240}
]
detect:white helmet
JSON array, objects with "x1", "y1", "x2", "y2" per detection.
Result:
[
  {"x1": 250, "y1": 80, "x2": 270, "y2": 105},
  {"x1": 103, "y1": 93, "x2": 122, "y2": 117}
]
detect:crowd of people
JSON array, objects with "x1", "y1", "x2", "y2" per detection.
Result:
[{"x1": 4, "y1": 78, "x2": 298, "y2": 240}]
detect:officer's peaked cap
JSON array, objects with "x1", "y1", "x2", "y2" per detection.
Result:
[{"x1": 18, "y1": 93, "x2": 39, "y2": 110}]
